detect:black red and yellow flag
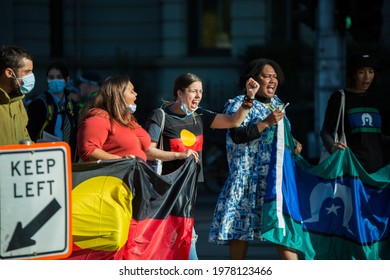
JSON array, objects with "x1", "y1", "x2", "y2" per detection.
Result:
[{"x1": 66, "y1": 156, "x2": 199, "y2": 260}]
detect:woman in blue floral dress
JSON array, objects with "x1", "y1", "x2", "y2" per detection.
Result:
[{"x1": 208, "y1": 58, "x2": 303, "y2": 259}]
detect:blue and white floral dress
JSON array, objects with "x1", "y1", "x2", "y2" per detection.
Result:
[{"x1": 208, "y1": 94, "x2": 289, "y2": 245}]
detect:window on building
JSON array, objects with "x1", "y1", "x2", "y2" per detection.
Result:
[
  {"x1": 50, "y1": 0, "x2": 64, "y2": 57},
  {"x1": 188, "y1": 0, "x2": 231, "y2": 56}
]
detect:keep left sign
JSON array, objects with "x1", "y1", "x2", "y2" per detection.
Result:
[{"x1": 0, "y1": 142, "x2": 72, "y2": 260}]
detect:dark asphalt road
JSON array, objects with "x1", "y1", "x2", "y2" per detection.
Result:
[{"x1": 194, "y1": 183, "x2": 281, "y2": 260}]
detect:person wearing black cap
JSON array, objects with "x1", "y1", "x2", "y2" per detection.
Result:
[{"x1": 320, "y1": 52, "x2": 390, "y2": 173}]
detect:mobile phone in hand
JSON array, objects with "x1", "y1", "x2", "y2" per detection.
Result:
[{"x1": 279, "y1": 102, "x2": 290, "y2": 112}]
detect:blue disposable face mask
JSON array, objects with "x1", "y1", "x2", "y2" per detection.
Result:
[
  {"x1": 180, "y1": 102, "x2": 197, "y2": 116},
  {"x1": 127, "y1": 104, "x2": 137, "y2": 113},
  {"x1": 48, "y1": 79, "x2": 66, "y2": 94},
  {"x1": 13, "y1": 72, "x2": 35, "y2": 94}
]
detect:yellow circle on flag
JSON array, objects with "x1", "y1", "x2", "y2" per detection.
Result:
[
  {"x1": 180, "y1": 129, "x2": 197, "y2": 147},
  {"x1": 72, "y1": 176, "x2": 133, "y2": 251}
]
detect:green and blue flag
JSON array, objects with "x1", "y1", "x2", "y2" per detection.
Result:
[{"x1": 262, "y1": 119, "x2": 390, "y2": 259}]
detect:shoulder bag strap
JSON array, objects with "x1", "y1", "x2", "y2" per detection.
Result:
[
  {"x1": 158, "y1": 108, "x2": 165, "y2": 150},
  {"x1": 38, "y1": 94, "x2": 54, "y2": 139},
  {"x1": 334, "y1": 89, "x2": 346, "y2": 144},
  {"x1": 339, "y1": 89, "x2": 346, "y2": 145}
]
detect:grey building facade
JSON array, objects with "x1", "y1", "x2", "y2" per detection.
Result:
[{"x1": 1, "y1": 0, "x2": 389, "y2": 160}]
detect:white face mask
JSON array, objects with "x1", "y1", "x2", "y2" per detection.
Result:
[
  {"x1": 13, "y1": 72, "x2": 35, "y2": 94},
  {"x1": 127, "y1": 104, "x2": 137, "y2": 113}
]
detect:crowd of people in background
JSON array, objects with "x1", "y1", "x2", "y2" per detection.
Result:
[{"x1": 1, "y1": 44, "x2": 389, "y2": 260}]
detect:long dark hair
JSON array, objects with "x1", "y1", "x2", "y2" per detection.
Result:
[{"x1": 79, "y1": 75, "x2": 139, "y2": 128}]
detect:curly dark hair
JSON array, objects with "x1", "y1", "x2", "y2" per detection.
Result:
[{"x1": 238, "y1": 58, "x2": 285, "y2": 91}]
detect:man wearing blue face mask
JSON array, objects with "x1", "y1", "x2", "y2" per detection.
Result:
[
  {"x1": 27, "y1": 62, "x2": 79, "y2": 161},
  {"x1": 0, "y1": 45, "x2": 34, "y2": 145}
]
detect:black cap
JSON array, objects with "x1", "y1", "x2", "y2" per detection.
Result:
[
  {"x1": 79, "y1": 72, "x2": 102, "y2": 86},
  {"x1": 347, "y1": 52, "x2": 379, "y2": 73}
]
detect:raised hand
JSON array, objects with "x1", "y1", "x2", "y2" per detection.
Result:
[{"x1": 245, "y1": 78, "x2": 260, "y2": 99}]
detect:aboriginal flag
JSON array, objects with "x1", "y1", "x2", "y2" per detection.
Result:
[
  {"x1": 262, "y1": 119, "x2": 390, "y2": 259},
  {"x1": 66, "y1": 156, "x2": 199, "y2": 260}
]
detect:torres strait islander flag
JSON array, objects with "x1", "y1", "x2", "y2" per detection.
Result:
[
  {"x1": 66, "y1": 156, "x2": 199, "y2": 260},
  {"x1": 262, "y1": 119, "x2": 390, "y2": 259}
]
